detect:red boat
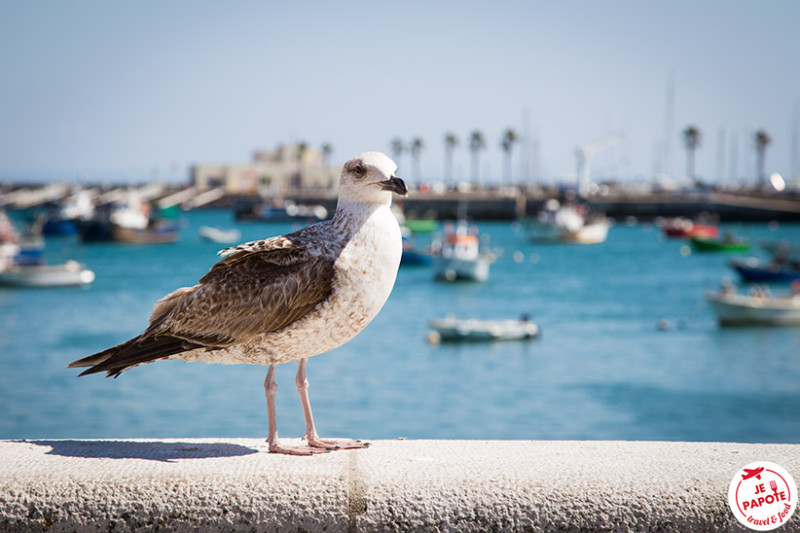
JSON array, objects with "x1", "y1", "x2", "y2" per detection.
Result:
[{"x1": 660, "y1": 217, "x2": 719, "y2": 239}]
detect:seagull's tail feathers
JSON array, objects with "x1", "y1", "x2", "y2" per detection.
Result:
[
  {"x1": 68, "y1": 336, "x2": 204, "y2": 378},
  {"x1": 66, "y1": 339, "x2": 135, "y2": 370}
]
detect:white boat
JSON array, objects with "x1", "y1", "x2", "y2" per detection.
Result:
[
  {"x1": 528, "y1": 199, "x2": 610, "y2": 244},
  {"x1": 560, "y1": 218, "x2": 610, "y2": 244},
  {"x1": 199, "y1": 226, "x2": 242, "y2": 244},
  {"x1": 432, "y1": 221, "x2": 493, "y2": 282},
  {"x1": 706, "y1": 289, "x2": 800, "y2": 326},
  {"x1": 109, "y1": 191, "x2": 150, "y2": 230},
  {"x1": 429, "y1": 316, "x2": 540, "y2": 342},
  {"x1": 0, "y1": 260, "x2": 95, "y2": 288}
]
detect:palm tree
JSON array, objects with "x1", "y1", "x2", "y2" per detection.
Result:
[
  {"x1": 321, "y1": 143, "x2": 334, "y2": 190},
  {"x1": 321, "y1": 143, "x2": 333, "y2": 164},
  {"x1": 390, "y1": 137, "x2": 405, "y2": 170},
  {"x1": 682, "y1": 125, "x2": 701, "y2": 181},
  {"x1": 294, "y1": 142, "x2": 308, "y2": 190},
  {"x1": 444, "y1": 132, "x2": 458, "y2": 186},
  {"x1": 469, "y1": 130, "x2": 486, "y2": 187},
  {"x1": 500, "y1": 128, "x2": 518, "y2": 184},
  {"x1": 754, "y1": 129, "x2": 772, "y2": 187},
  {"x1": 410, "y1": 137, "x2": 424, "y2": 183}
]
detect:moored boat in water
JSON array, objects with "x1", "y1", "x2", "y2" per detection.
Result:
[
  {"x1": 432, "y1": 220, "x2": 493, "y2": 282},
  {"x1": 199, "y1": 226, "x2": 242, "y2": 244},
  {"x1": 400, "y1": 236, "x2": 433, "y2": 267},
  {"x1": 659, "y1": 217, "x2": 719, "y2": 239},
  {"x1": 689, "y1": 234, "x2": 750, "y2": 253},
  {"x1": 729, "y1": 257, "x2": 800, "y2": 283},
  {"x1": 78, "y1": 195, "x2": 181, "y2": 244},
  {"x1": 428, "y1": 315, "x2": 540, "y2": 342},
  {"x1": 111, "y1": 220, "x2": 180, "y2": 244},
  {"x1": 403, "y1": 218, "x2": 438, "y2": 235},
  {"x1": 706, "y1": 285, "x2": 800, "y2": 326},
  {"x1": 0, "y1": 260, "x2": 95, "y2": 288},
  {"x1": 527, "y1": 199, "x2": 610, "y2": 244},
  {"x1": 234, "y1": 200, "x2": 328, "y2": 223}
]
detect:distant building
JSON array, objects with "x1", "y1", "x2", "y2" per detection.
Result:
[{"x1": 190, "y1": 144, "x2": 340, "y2": 195}]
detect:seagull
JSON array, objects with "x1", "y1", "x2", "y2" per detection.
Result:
[{"x1": 68, "y1": 151, "x2": 408, "y2": 455}]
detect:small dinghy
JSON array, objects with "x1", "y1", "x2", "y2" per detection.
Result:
[
  {"x1": 199, "y1": 226, "x2": 242, "y2": 244},
  {"x1": 428, "y1": 315, "x2": 540, "y2": 343},
  {"x1": 0, "y1": 260, "x2": 95, "y2": 288}
]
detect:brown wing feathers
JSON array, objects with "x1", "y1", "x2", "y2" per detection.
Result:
[{"x1": 68, "y1": 240, "x2": 336, "y2": 378}]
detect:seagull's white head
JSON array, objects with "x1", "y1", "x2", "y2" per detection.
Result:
[{"x1": 338, "y1": 151, "x2": 408, "y2": 206}]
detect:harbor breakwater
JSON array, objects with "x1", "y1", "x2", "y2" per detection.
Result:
[
  {"x1": 3, "y1": 182, "x2": 799, "y2": 221},
  {"x1": 2, "y1": 439, "x2": 799, "y2": 532},
  {"x1": 253, "y1": 190, "x2": 800, "y2": 222}
]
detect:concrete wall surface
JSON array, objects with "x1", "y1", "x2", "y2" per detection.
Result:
[{"x1": 0, "y1": 438, "x2": 798, "y2": 532}]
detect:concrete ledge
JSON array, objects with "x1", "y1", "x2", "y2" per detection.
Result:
[{"x1": 1, "y1": 439, "x2": 798, "y2": 532}]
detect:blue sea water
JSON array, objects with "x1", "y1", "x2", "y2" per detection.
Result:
[{"x1": 1, "y1": 210, "x2": 799, "y2": 443}]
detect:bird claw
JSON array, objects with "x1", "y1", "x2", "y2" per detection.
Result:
[
  {"x1": 267, "y1": 439, "x2": 332, "y2": 456},
  {"x1": 306, "y1": 437, "x2": 370, "y2": 450},
  {"x1": 266, "y1": 437, "x2": 369, "y2": 455}
]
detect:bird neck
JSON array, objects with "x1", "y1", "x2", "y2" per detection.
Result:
[{"x1": 331, "y1": 200, "x2": 391, "y2": 238}]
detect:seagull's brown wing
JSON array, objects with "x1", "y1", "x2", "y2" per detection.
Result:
[
  {"x1": 69, "y1": 235, "x2": 336, "y2": 377},
  {"x1": 147, "y1": 241, "x2": 336, "y2": 345}
]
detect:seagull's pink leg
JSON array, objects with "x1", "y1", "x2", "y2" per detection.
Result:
[
  {"x1": 296, "y1": 358, "x2": 369, "y2": 451},
  {"x1": 265, "y1": 364, "x2": 328, "y2": 455}
]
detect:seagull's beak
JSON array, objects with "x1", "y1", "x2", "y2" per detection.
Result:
[{"x1": 380, "y1": 176, "x2": 408, "y2": 196}]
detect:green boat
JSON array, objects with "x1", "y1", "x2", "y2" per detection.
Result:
[
  {"x1": 689, "y1": 236, "x2": 750, "y2": 253},
  {"x1": 403, "y1": 218, "x2": 438, "y2": 234}
]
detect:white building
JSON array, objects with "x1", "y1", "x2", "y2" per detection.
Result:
[{"x1": 191, "y1": 144, "x2": 340, "y2": 195}]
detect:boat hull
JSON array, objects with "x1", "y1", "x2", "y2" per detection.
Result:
[
  {"x1": 77, "y1": 219, "x2": 114, "y2": 242},
  {"x1": 111, "y1": 226, "x2": 179, "y2": 244},
  {"x1": 401, "y1": 250, "x2": 433, "y2": 267},
  {"x1": 0, "y1": 262, "x2": 95, "y2": 288},
  {"x1": 199, "y1": 226, "x2": 241, "y2": 244},
  {"x1": 527, "y1": 217, "x2": 610, "y2": 244},
  {"x1": 706, "y1": 292, "x2": 800, "y2": 326},
  {"x1": 729, "y1": 259, "x2": 800, "y2": 282},
  {"x1": 560, "y1": 221, "x2": 610, "y2": 244},
  {"x1": 690, "y1": 238, "x2": 750, "y2": 253},
  {"x1": 430, "y1": 318, "x2": 540, "y2": 342},
  {"x1": 433, "y1": 257, "x2": 490, "y2": 282},
  {"x1": 403, "y1": 219, "x2": 438, "y2": 234}
]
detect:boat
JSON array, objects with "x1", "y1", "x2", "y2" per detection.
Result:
[
  {"x1": 78, "y1": 192, "x2": 181, "y2": 244},
  {"x1": 689, "y1": 234, "x2": 750, "y2": 253},
  {"x1": 659, "y1": 217, "x2": 719, "y2": 239},
  {"x1": 560, "y1": 217, "x2": 610, "y2": 244},
  {"x1": 199, "y1": 226, "x2": 242, "y2": 244},
  {"x1": 400, "y1": 236, "x2": 433, "y2": 267},
  {"x1": 729, "y1": 257, "x2": 800, "y2": 283},
  {"x1": 432, "y1": 220, "x2": 493, "y2": 282},
  {"x1": 10, "y1": 236, "x2": 45, "y2": 266},
  {"x1": 77, "y1": 206, "x2": 115, "y2": 243},
  {"x1": 0, "y1": 260, "x2": 95, "y2": 288},
  {"x1": 403, "y1": 218, "x2": 438, "y2": 235},
  {"x1": 527, "y1": 199, "x2": 610, "y2": 244},
  {"x1": 111, "y1": 221, "x2": 180, "y2": 244},
  {"x1": 235, "y1": 200, "x2": 328, "y2": 223},
  {"x1": 706, "y1": 286, "x2": 800, "y2": 326},
  {"x1": 428, "y1": 315, "x2": 540, "y2": 342},
  {"x1": 0, "y1": 209, "x2": 45, "y2": 265},
  {"x1": 41, "y1": 189, "x2": 96, "y2": 236}
]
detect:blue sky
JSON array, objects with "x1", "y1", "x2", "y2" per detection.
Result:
[{"x1": 1, "y1": 1, "x2": 798, "y2": 186}]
